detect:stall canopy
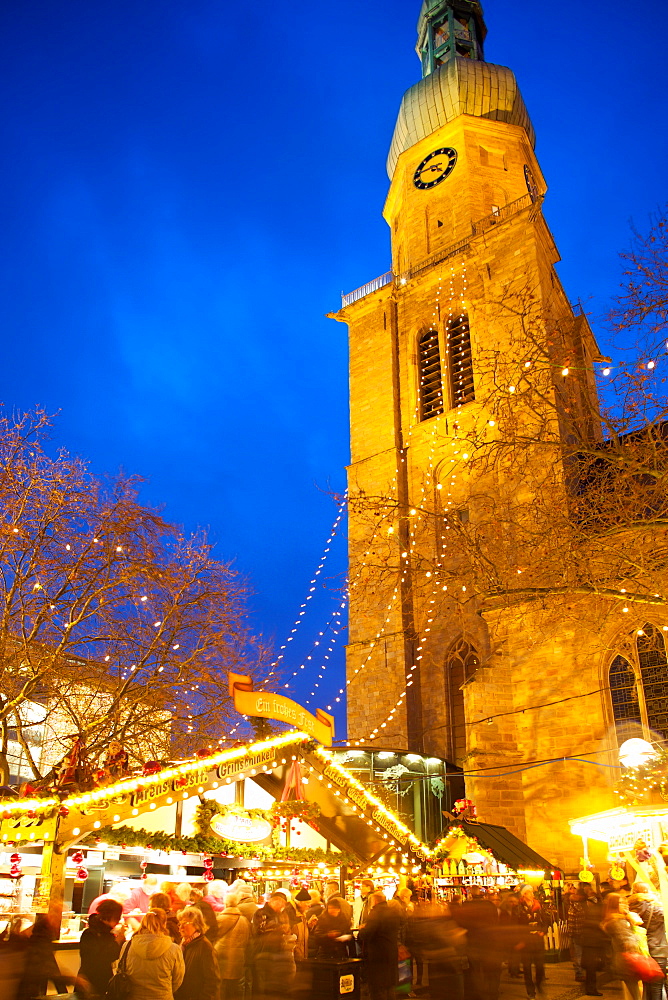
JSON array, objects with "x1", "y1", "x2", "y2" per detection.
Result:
[
  {"x1": 441, "y1": 820, "x2": 554, "y2": 873},
  {"x1": 0, "y1": 731, "x2": 432, "y2": 924}
]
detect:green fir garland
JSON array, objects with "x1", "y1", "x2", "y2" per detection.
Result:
[
  {"x1": 614, "y1": 750, "x2": 668, "y2": 805},
  {"x1": 91, "y1": 823, "x2": 357, "y2": 865}
]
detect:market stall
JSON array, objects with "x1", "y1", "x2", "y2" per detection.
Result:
[
  {"x1": 569, "y1": 738, "x2": 668, "y2": 926},
  {"x1": 0, "y1": 731, "x2": 431, "y2": 941}
]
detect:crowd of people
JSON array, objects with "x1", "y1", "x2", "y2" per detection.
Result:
[
  {"x1": 566, "y1": 878, "x2": 668, "y2": 1000},
  {"x1": 2, "y1": 872, "x2": 667, "y2": 1000}
]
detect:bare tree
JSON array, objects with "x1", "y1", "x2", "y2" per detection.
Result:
[{"x1": 0, "y1": 408, "x2": 266, "y2": 784}]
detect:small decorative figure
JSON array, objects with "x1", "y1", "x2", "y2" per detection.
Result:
[
  {"x1": 453, "y1": 798, "x2": 477, "y2": 820},
  {"x1": 96, "y1": 740, "x2": 129, "y2": 784},
  {"x1": 54, "y1": 735, "x2": 91, "y2": 795}
]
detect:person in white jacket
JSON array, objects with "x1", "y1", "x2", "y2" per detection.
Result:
[{"x1": 125, "y1": 911, "x2": 185, "y2": 1000}]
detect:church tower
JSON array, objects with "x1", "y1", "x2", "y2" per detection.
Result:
[{"x1": 332, "y1": 0, "x2": 619, "y2": 867}]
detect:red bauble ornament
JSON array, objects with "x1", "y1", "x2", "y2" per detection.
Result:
[
  {"x1": 204, "y1": 869, "x2": 214, "y2": 881},
  {"x1": 71, "y1": 850, "x2": 84, "y2": 866},
  {"x1": 10, "y1": 853, "x2": 20, "y2": 864},
  {"x1": 59, "y1": 805, "x2": 69, "y2": 817},
  {"x1": 76, "y1": 866, "x2": 88, "y2": 880}
]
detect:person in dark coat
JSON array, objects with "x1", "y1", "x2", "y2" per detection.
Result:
[
  {"x1": 173, "y1": 883, "x2": 218, "y2": 942},
  {"x1": 415, "y1": 902, "x2": 465, "y2": 1000},
  {"x1": 579, "y1": 893, "x2": 607, "y2": 997},
  {"x1": 628, "y1": 881, "x2": 668, "y2": 1000},
  {"x1": 516, "y1": 886, "x2": 548, "y2": 1000},
  {"x1": 456, "y1": 886, "x2": 502, "y2": 1000},
  {"x1": 77, "y1": 899, "x2": 124, "y2": 998},
  {"x1": 313, "y1": 899, "x2": 352, "y2": 960},
  {"x1": 499, "y1": 893, "x2": 523, "y2": 979},
  {"x1": 251, "y1": 892, "x2": 290, "y2": 1000},
  {"x1": 175, "y1": 906, "x2": 220, "y2": 1000},
  {"x1": 567, "y1": 884, "x2": 587, "y2": 982},
  {"x1": 324, "y1": 881, "x2": 352, "y2": 923},
  {"x1": 16, "y1": 914, "x2": 70, "y2": 1000},
  {"x1": 358, "y1": 893, "x2": 400, "y2": 1000}
]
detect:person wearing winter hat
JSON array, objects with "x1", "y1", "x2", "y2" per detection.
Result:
[
  {"x1": 76, "y1": 899, "x2": 124, "y2": 998},
  {"x1": 293, "y1": 889, "x2": 312, "y2": 963}
]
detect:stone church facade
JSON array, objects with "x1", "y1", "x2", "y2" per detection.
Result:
[{"x1": 332, "y1": 0, "x2": 668, "y2": 870}]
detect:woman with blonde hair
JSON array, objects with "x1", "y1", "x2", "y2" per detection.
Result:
[
  {"x1": 150, "y1": 894, "x2": 181, "y2": 944},
  {"x1": 124, "y1": 911, "x2": 184, "y2": 1000}
]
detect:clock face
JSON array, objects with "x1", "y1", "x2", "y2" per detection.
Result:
[
  {"x1": 524, "y1": 164, "x2": 538, "y2": 201},
  {"x1": 413, "y1": 147, "x2": 458, "y2": 190}
]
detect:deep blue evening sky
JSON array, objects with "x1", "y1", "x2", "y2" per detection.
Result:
[{"x1": 1, "y1": 1, "x2": 667, "y2": 737}]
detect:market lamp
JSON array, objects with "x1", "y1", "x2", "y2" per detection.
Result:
[{"x1": 618, "y1": 738, "x2": 657, "y2": 769}]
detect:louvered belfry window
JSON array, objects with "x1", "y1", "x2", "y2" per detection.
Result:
[
  {"x1": 418, "y1": 328, "x2": 444, "y2": 420},
  {"x1": 447, "y1": 315, "x2": 475, "y2": 406}
]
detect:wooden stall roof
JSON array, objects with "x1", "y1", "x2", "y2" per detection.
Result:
[{"x1": 0, "y1": 731, "x2": 431, "y2": 870}]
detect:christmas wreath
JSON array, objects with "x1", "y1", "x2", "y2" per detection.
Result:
[{"x1": 269, "y1": 800, "x2": 321, "y2": 824}]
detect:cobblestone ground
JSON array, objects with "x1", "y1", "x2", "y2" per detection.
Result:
[{"x1": 398, "y1": 962, "x2": 629, "y2": 1000}]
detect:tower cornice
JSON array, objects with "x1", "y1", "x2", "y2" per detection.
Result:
[{"x1": 387, "y1": 57, "x2": 535, "y2": 180}]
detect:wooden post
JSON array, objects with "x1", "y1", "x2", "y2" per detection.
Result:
[{"x1": 41, "y1": 841, "x2": 67, "y2": 936}]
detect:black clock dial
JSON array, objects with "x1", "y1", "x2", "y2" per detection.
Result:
[
  {"x1": 524, "y1": 164, "x2": 538, "y2": 202},
  {"x1": 413, "y1": 147, "x2": 458, "y2": 190}
]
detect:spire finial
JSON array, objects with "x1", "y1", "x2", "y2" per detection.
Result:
[{"x1": 416, "y1": 0, "x2": 487, "y2": 76}]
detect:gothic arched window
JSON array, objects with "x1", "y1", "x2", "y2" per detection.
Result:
[
  {"x1": 608, "y1": 624, "x2": 668, "y2": 746},
  {"x1": 418, "y1": 329, "x2": 444, "y2": 420},
  {"x1": 637, "y1": 623, "x2": 668, "y2": 740},
  {"x1": 445, "y1": 638, "x2": 479, "y2": 762},
  {"x1": 609, "y1": 654, "x2": 641, "y2": 743},
  {"x1": 446, "y1": 315, "x2": 475, "y2": 407}
]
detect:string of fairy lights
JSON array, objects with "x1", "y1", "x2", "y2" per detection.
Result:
[
  {"x1": 354, "y1": 263, "x2": 471, "y2": 742},
  {"x1": 4, "y1": 525, "x2": 236, "y2": 754},
  {"x1": 285, "y1": 262, "x2": 477, "y2": 724},
  {"x1": 229, "y1": 252, "x2": 659, "y2": 741},
  {"x1": 261, "y1": 493, "x2": 348, "y2": 691},
  {"x1": 343, "y1": 252, "x2": 664, "y2": 745}
]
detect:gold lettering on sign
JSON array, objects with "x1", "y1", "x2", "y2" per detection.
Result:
[
  {"x1": 371, "y1": 808, "x2": 408, "y2": 845},
  {"x1": 323, "y1": 765, "x2": 347, "y2": 789},
  {"x1": 348, "y1": 786, "x2": 368, "y2": 810},
  {"x1": 229, "y1": 672, "x2": 335, "y2": 746}
]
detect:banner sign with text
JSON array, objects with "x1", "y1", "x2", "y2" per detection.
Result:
[
  {"x1": 210, "y1": 812, "x2": 273, "y2": 844},
  {"x1": 229, "y1": 673, "x2": 335, "y2": 746}
]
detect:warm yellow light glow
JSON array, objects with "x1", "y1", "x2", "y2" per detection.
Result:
[{"x1": 619, "y1": 738, "x2": 656, "y2": 769}]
